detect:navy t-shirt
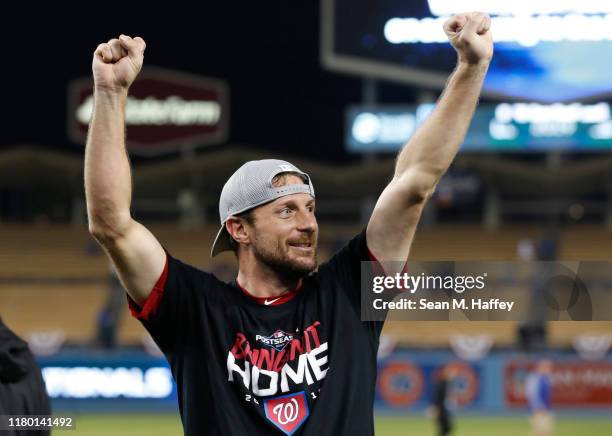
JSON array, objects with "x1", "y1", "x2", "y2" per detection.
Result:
[
  {"x1": 128, "y1": 230, "x2": 384, "y2": 435},
  {"x1": 0, "y1": 317, "x2": 30, "y2": 383}
]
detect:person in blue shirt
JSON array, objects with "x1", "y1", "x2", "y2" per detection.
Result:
[{"x1": 525, "y1": 360, "x2": 553, "y2": 436}]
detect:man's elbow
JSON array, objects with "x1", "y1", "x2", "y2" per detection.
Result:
[
  {"x1": 393, "y1": 170, "x2": 439, "y2": 205},
  {"x1": 87, "y1": 210, "x2": 132, "y2": 244},
  {"x1": 410, "y1": 188, "x2": 434, "y2": 205},
  {"x1": 88, "y1": 223, "x2": 116, "y2": 245}
]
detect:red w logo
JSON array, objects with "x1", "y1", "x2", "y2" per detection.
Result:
[{"x1": 264, "y1": 391, "x2": 309, "y2": 435}]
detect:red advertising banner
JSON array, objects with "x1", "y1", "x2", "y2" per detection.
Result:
[
  {"x1": 376, "y1": 360, "x2": 481, "y2": 409},
  {"x1": 505, "y1": 361, "x2": 612, "y2": 407},
  {"x1": 377, "y1": 361, "x2": 425, "y2": 407},
  {"x1": 68, "y1": 67, "x2": 229, "y2": 155}
]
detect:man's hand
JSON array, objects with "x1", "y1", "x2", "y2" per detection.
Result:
[
  {"x1": 444, "y1": 12, "x2": 493, "y2": 66},
  {"x1": 92, "y1": 35, "x2": 146, "y2": 92}
]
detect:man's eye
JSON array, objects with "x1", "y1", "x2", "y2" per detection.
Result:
[{"x1": 279, "y1": 208, "x2": 292, "y2": 216}]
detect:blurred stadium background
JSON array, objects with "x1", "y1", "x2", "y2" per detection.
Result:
[{"x1": 2, "y1": 1, "x2": 612, "y2": 434}]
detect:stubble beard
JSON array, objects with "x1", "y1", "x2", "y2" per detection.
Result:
[{"x1": 252, "y1": 238, "x2": 318, "y2": 279}]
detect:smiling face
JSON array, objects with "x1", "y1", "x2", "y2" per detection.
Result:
[{"x1": 234, "y1": 174, "x2": 318, "y2": 277}]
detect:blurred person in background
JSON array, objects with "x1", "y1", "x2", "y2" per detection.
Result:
[
  {"x1": 526, "y1": 360, "x2": 554, "y2": 436},
  {"x1": 428, "y1": 364, "x2": 457, "y2": 436},
  {"x1": 84, "y1": 11, "x2": 493, "y2": 436},
  {"x1": 95, "y1": 265, "x2": 125, "y2": 349},
  {"x1": 0, "y1": 317, "x2": 51, "y2": 436}
]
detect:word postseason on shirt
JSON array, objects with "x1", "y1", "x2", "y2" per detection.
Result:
[{"x1": 226, "y1": 321, "x2": 327, "y2": 434}]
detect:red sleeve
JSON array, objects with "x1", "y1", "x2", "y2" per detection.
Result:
[{"x1": 127, "y1": 255, "x2": 169, "y2": 321}]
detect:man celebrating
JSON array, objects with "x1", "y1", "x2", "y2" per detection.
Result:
[{"x1": 85, "y1": 12, "x2": 492, "y2": 436}]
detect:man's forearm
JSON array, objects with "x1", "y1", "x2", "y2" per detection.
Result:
[
  {"x1": 394, "y1": 62, "x2": 488, "y2": 188},
  {"x1": 84, "y1": 89, "x2": 133, "y2": 238}
]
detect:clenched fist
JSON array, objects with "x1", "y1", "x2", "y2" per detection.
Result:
[
  {"x1": 444, "y1": 12, "x2": 493, "y2": 66},
  {"x1": 92, "y1": 35, "x2": 146, "y2": 92}
]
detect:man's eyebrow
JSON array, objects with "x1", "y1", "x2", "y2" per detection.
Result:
[
  {"x1": 273, "y1": 198, "x2": 296, "y2": 209},
  {"x1": 275, "y1": 197, "x2": 315, "y2": 207}
]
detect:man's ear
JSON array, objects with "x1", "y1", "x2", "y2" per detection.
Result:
[{"x1": 226, "y1": 216, "x2": 250, "y2": 245}]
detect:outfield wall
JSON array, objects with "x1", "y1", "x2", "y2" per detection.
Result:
[
  {"x1": 38, "y1": 349, "x2": 612, "y2": 414},
  {"x1": 375, "y1": 350, "x2": 612, "y2": 414}
]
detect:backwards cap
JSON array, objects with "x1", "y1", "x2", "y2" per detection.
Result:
[{"x1": 210, "y1": 159, "x2": 315, "y2": 257}]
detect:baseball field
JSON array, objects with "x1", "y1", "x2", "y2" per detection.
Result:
[{"x1": 64, "y1": 414, "x2": 612, "y2": 435}]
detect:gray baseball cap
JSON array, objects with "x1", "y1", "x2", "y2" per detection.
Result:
[{"x1": 211, "y1": 159, "x2": 315, "y2": 257}]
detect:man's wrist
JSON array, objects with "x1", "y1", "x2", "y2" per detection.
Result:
[
  {"x1": 457, "y1": 58, "x2": 490, "y2": 69},
  {"x1": 455, "y1": 60, "x2": 490, "y2": 78},
  {"x1": 94, "y1": 86, "x2": 129, "y2": 99}
]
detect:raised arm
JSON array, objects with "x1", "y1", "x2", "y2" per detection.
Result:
[
  {"x1": 366, "y1": 12, "x2": 493, "y2": 262},
  {"x1": 85, "y1": 35, "x2": 166, "y2": 306}
]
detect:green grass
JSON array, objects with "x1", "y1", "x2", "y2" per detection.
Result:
[
  {"x1": 377, "y1": 416, "x2": 612, "y2": 436},
  {"x1": 56, "y1": 414, "x2": 612, "y2": 435}
]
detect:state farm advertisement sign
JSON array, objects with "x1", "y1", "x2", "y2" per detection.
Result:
[
  {"x1": 505, "y1": 361, "x2": 612, "y2": 407},
  {"x1": 68, "y1": 67, "x2": 228, "y2": 155}
]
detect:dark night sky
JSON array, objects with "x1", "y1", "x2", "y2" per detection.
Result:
[{"x1": 2, "y1": 3, "x2": 418, "y2": 163}]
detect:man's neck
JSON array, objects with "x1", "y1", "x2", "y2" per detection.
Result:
[{"x1": 236, "y1": 255, "x2": 300, "y2": 299}]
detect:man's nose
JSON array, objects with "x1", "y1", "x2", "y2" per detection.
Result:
[{"x1": 296, "y1": 209, "x2": 317, "y2": 232}]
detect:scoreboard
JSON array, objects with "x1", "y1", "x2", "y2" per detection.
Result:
[
  {"x1": 346, "y1": 103, "x2": 612, "y2": 152},
  {"x1": 322, "y1": 0, "x2": 612, "y2": 102}
]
